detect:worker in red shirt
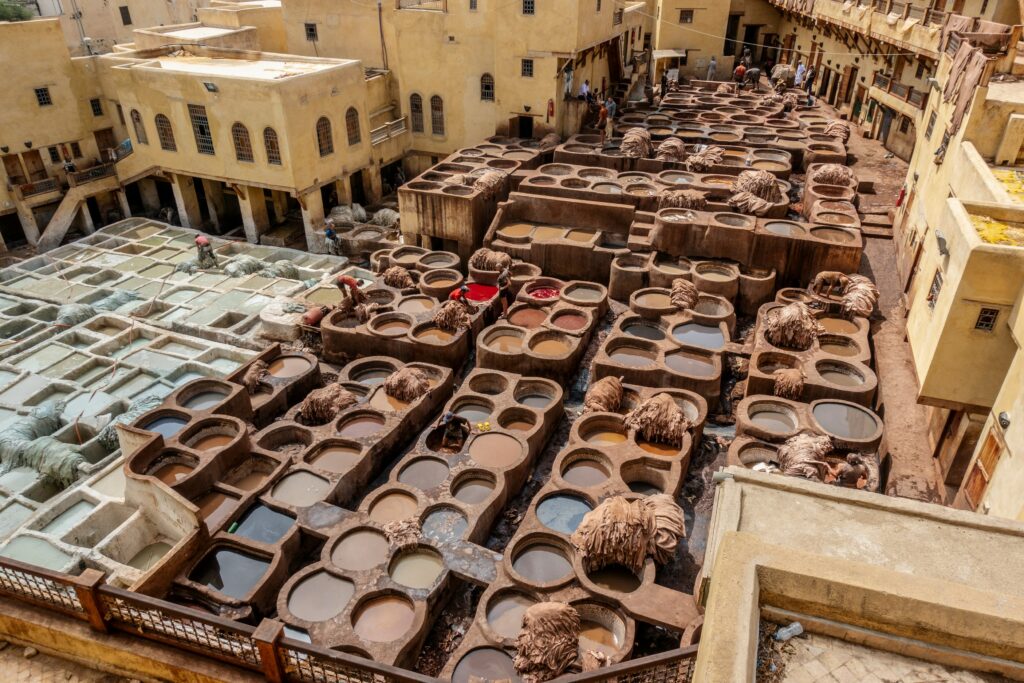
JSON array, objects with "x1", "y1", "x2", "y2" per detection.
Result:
[
  {"x1": 449, "y1": 283, "x2": 471, "y2": 306},
  {"x1": 336, "y1": 273, "x2": 365, "y2": 305}
]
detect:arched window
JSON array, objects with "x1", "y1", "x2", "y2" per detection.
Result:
[
  {"x1": 155, "y1": 114, "x2": 176, "y2": 151},
  {"x1": 130, "y1": 109, "x2": 148, "y2": 145},
  {"x1": 263, "y1": 127, "x2": 281, "y2": 165},
  {"x1": 430, "y1": 95, "x2": 444, "y2": 135},
  {"x1": 231, "y1": 123, "x2": 254, "y2": 162},
  {"x1": 316, "y1": 116, "x2": 333, "y2": 156},
  {"x1": 410, "y1": 94, "x2": 424, "y2": 133},
  {"x1": 345, "y1": 107, "x2": 361, "y2": 145},
  {"x1": 480, "y1": 74, "x2": 495, "y2": 101}
]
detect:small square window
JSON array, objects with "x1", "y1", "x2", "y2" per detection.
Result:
[
  {"x1": 305, "y1": 22, "x2": 318, "y2": 41},
  {"x1": 679, "y1": 9, "x2": 694, "y2": 23},
  {"x1": 70, "y1": 142, "x2": 82, "y2": 158},
  {"x1": 521, "y1": 59, "x2": 534, "y2": 77},
  {"x1": 469, "y1": 0, "x2": 477, "y2": 9},
  {"x1": 116, "y1": 103, "x2": 125, "y2": 125},
  {"x1": 118, "y1": 5, "x2": 132, "y2": 25},
  {"x1": 47, "y1": 147, "x2": 61, "y2": 163},
  {"x1": 596, "y1": 0, "x2": 601, "y2": 11},
  {"x1": 899, "y1": 117, "x2": 910, "y2": 134},
  {"x1": 522, "y1": 0, "x2": 534, "y2": 14},
  {"x1": 925, "y1": 111, "x2": 937, "y2": 139},
  {"x1": 35, "y1": 87, "x2": 52, "y2": 106},
  {"x1": 975, "y1": 307, "x2": 999, "y2": 331},
  {"x1": 90, "y1": 98, "x2": 103, "y2": 117}
]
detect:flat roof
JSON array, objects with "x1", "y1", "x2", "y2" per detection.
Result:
[
  {"x1": 163, "y1": 26, "x2": 236, "y2": 40},
  {"x1": 151, "y1": 55, "x2": 339, "y2": 79}
]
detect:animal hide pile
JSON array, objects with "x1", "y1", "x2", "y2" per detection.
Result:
[
  {"x1": 776, "y1": 432, "x2": 833, "y2": 481},
  {"x1": 296, "y1": 383, "x2": 358, "y2": 425},
  {"x1": 469, "y1": 247, "x2": 513, "y2": 272},
  {"x1": 824, "y1": 119, "x2": 851, "y2": 143},
  {"x1": 734, "y1": 169, "x2": 783, "y2": 203},
  {"x1": 654, "y1": 138, "x2": 687, "y2": 163},
  {"x1": 620, "y1": 128, "x2": 653, "y2": 158},
  {"x1": 670, "y1": 278, "x2": 699, "y2": 310},
  {"x1": 583, "y1": 376, "x2": 623, "y2": 413},
  {"x1": 383, "y1": 367, "x2": 430, "y2": 402},
  {"x1": 382, "y1": 266, "x2": 415, "y2": 289},
  {"x1": 473, "y1": 169, "x2": 508, "y2": 200},
  {"x1": 433, "y1": 299, "x2": 471, "y2": 331},
  {"x1": 684, "y1": 146, "x2": 725, "y2": 172},
  {"x1": 763, "y1": 302, "x2": 823, "y2": 351},
  {"x1": 727, "y1": 190, "x2": 773, "y2": 216},
  {"x1": 811, "y1": 163, "x2": 854, "y2": 186},
  {"x1": 241, "y1": 360, "x2": 268, "y2": 395},
  {"x1": 658, "y1": 189, "x2": 707, "y2": 211},
  {"x1": 772, "y1": 367, "x2": 805, "y2": 399},
  {"x1": 624, "y1": 393, "x2": 689, "y2": 448},
  {"x1": 514, "y1": 603, "x2": 581, "y2": 683}
]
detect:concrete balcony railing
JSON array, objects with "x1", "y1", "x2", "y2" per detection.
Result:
[
  {"x1": 68, "y1": 163, "x2": 117, "y2": 188},
  {"x1": 17, "y1": 177, "x2": 60, "y2": 199},
  {"x1": 872, "y1": 72, "x2": 928, "y2": 109}
]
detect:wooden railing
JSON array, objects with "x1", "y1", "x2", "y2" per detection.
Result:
[
  {"x1": 68, "y1": 163, "x2": 116, "y2": 187},
  {"x1": 17, "y1": 177, "x2": 60, "y2": 198},
  {"x1": 371, "y1": 116, "x2": 408, "y2": 145},
  {"x1": 872, "y1": 71, "x2": 928, "y2": 110},
  {"x1": 0, "y1": 555, "x2": 699, "y2": 682}
]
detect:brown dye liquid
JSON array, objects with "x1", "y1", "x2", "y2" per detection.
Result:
[
  {"x1": 500, "y1": 222, "x2": 534, "y2": 238},
  {"x1": 416, "y1": 327, "x2": 454, "y2": 343},
  {"x1": 567, "y1": 230, "x2": 593, "y2": 242},
  {"x1": 750, "y1": 409, "x2": 796, "y2": 433},
  {"x1": 636, "y1": 292, "x2": 671, "y2": 307},
  {"x1": 609, "y1": 348, "x2": 655, "y2": 367},
  {"x1": 353, "y1": 597, "x2": 415, "y2": 642},
  {"x1": 579, "y1": 620, "x2": 619, "y2": 655},
  {"x1": 696, "y1": 268, "x2": 732, "y2": 282},
  {"x1": 154, "y1": 462, "x2": 192, "y2": 484},
  {"x1": 820, "y1": 369, "x2": 863, "y2": 387},
  {"x1": 375, "y1": 320, "x2": 411, "y2": 334},
  {"x1": 270, "y1": 471, "x2": 330, "y2": 506},
  {"x1": 553, "y1": 313, "x2": 587, "y2": 331},
  {"x1": 819, "y1": 317, "x2": 858, "y2": 334},
  {"x1": 369, "y1": 492, "x2": 418, "y2": 522},
  {"x1": 268, "y1": 356, "x2": 311, "y2": 378},
  {"x1": 503, "y1": 420, "x2": 534, "y2": 431},
  {"x1": 812, "y1": 402, "x2": 877, "y2": 439},
  {"x1": 637, "y1": 441, "x2": 679, "y2": 457},
  {"x1": 369, "y1": 391, "x2": 411, "y2": 412},
  {"x1": 820, "y1": 341, "x2": 859, "y2": 357},
  {"x1": 585, "y1": 430, "x2": 626, "y2": 445},
  {"x1": 508, "y1": 308, "x2": 547, "y2": 329},
  {"x1": 287, "y1": 572, "x2": 353, "y2": 622},
  {"x1": 338, "y1": 415, "x2": 385, "y2": 438},
  {"x1": 428, "y1": 278, "x2": 458, "y2": 288},
  {"x1": 534, "y1": 226, "x2": 567, "y2": 241},
  {"x1": 398, "y1": 298, "x2": 434, "y2": 313},
  {"x1": 486, "y1": 593, "x2": 535, "y2": 638},
  {"x1": 398, "y1": 459, "x2": 449, "y2": 489},
  {"x1": 532, "y1": 338, "x2": 570, "y2": 356},
  {"x1": 665, "y1": 352, "x2": 716, "y2": 377},
  {"x1": 389, "y1": 551, "x2": 443, "y2": 589},
  {"x1": 196, "y1": 492, "x2": 236, "y2": 531},
  {"x1": 332, "y1": 530, "x2": 389, "y2": 570},
  {"x1": 562, "y1": 460, "x2": 609, "y2": 486},
  {"x1": 192, "y1": 434, "x2": 233, "y2": 450},
  {"x1": 468, "y1": 433, "x2": 523, "y2": 467},
  {"x1": 453, "y1": 477, "x2": 494, "y2": 504},
  {"x1": 513, "y1": 545, "x2": 572, "y2": 582},
  {"x1": 452, "y1": 648, "x2": 520, "y2": 683},
  {"x1": 588, "y1": 564, "x2": 641, "y2": 592},
  {"x1": 310, "y1": 446, "x2": 361, "y2": 473},
  {"x1": 231, "y1": 469, "x2": 268, "y2": 491},
  {"x1": 488, "y1": 334, "x2": 523, "y2": 352}
]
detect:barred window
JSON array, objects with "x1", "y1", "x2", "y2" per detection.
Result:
[
  {"x1": 263, "y1": 127, "x2": 281, "y2": 165},
  {"x1": 469, "y1": 0, "x2": 477, "y2": 9},
  {"x1": 927, "y1": 270, "x2": 943, "y2": 309},
  {"x1": 316, "y1": 116, "x2": 333, "y2": 156},
  {"x1": 481, "y1": 73, "x2": 494, "y2": 101},
  {"x1": 130, "y1": 109, "x2": 148, "y2": 145},
  {"x1": 410, "y1": 94, "x2": 424, "y2": 133},
  {"x1": 522, "y1": 0, "x2": 534, "y2": 14},
  {"x1": 70, "y1": 142, "x2": 82, "y2": 158},
  {"x1": 90, "y1": 98, "x2": 103, "y2": 116},
  {"x1": 232, "y1": 122, "x2": 254, "y2": 162},
  {"x1": 155, "y1": 114, "x2": 176, "y2": 151},
  {"x1": 430, "y1": 95, "x2": 445, "y2": 135},
  {"x1": 305, "y1": 22, "x2": 318, "y2": 41},
  {"x1": 48, "y1": 147, "x2": 61, "y2": 163},
  {"x1": 345, "y1": 108, "x2": 361, "y2": 145},
  {"x1": 679, "y1": 9, "x2": 694, "y2": 22},
  {"x1": 35, "y1": 87, "x2": 52, "y2": 106},
  {"x1": 521, "y1": 59, "x2": 534, "y2": 77},
  {"x1": 975, "y1": 308, "x2": 999, "y2": 331},
  {"x1": 188, "y1": 104, "x2": 215, "y2": 155},
  {"x1": 925, "y1": 111, "x2": 937, "y2": 139}
]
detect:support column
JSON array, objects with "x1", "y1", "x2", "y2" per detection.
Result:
[
  {"x1": 238, "y1": 185, "x2": 271, "y2": 244},
  {"x1": 170, "y1": 173, "x2": 203, "y2": 229},
  {"x1": 362, "y1": 167, "x2": 384, "y2": 204},
  {"x1": 334, "y1": 177, "x2": 353, "y2": 206},
  {"x1": 95, "y1": 192, "x2": 117, "y2": 224},
  {"x1": 271, "y1": 190, "x2": 288, "y2": 224},
  {"x1": 79, "y1": 204, "x2": 96, "y2": 234},
  {"x1": 300, "y1": 188, "x2": 325, "y2": 253},
  {"x1": 138, "y1": 177, "x2": 161, "y2": 214},
  {"x1": 202, "y1": 179, "x2": 226, "y2": 232},
  {"x1": 15, "y1": 202, "x2": 40, "y2": 246},
  {"x1": 116, "y1": 189, "x2": 132, "y2": 219}
]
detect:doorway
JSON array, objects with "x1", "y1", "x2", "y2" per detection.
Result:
[
  {"x1": 724, "y1": 15, "x2": 740, "y2": 56},
  {"x1": 515, "y1": 115, "x2": 534, "y2": 138},
  {"x1": 350, "y1": 170, "x2": 368, "y2": 206},
  {"x1": 2, "y1": 155, "x2": 27, "y2": 186},
  {"x1": 94, "y1": 128, "x2": 116, "y2": 160},
  {"x1": 22, "y1": 150, "x2": 47, "y2": 182}
]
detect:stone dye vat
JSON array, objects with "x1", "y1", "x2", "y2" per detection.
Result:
[
  {"x1": 0, "y1": 219, "x2": 349, "y2": 348},
  {"x1": 510, "y1": 162, "x2": 792, "y2": 218},
  {"x1": 477, "y1": 277, "x2": 609, "y2": 380},
  {"x1": 728, "y1": 395, "x2": 884, "y2": 491},
  {"x1": 0, "y1": 308, "x2": 253, "y2": 576},
  {"x1": 745, "y1": 298, "x2": 877, "y2": 406},
  {"x1": 592, "y1": 286, "x2": 734, "y2": 403},
  {"x1": 272, "y1": 368, "x2": 564, "y2": 665},
  {"x1": 116, "y1": 348, "x2": 453, "y2": 619},
  {"x1": 442, "y1": 384, "x2": 707, "y2": 679}
]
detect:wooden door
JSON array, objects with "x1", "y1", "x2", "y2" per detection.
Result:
[
  {"x1": 2, "y1": 155, "x2": 27, "y2": 185},
  {"x1": 94, "y1": 128, "x2": 116, "y2": 157},
  {"x1": 22, "y1": 150, "x2": 47, "y2": 181},
  {"x1": 962, "y1": 429, "x2": 1003, "y2": 510}
]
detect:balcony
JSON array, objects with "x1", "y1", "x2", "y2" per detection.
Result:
[
  {"x1": 370, "y1": 116, "x2": 408, "y2": 145},
  {"x1": 871, "y1": 72, "x2": 928, "y2": 110},
  {"x1": 68, "y1": 163, "x2": 117, "y2": 187},
  {"x1": 18, "y1": 177, "x2": 60, "y2": 199},
  {"x1": 396, "y1": 0, "x2": 444, "y2": 10},
  {"x1": 370, "y1": 116, "x2": 410, "y2": 164}
]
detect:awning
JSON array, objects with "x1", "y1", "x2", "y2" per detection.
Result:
[{"x1": 652, "y1": 49, "x2": 688, "y2": 60}]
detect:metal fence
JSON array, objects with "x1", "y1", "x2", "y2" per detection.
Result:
[
  {"x1": 68, "y1": 163, "x2": 116, "y2": 187},
  {"x1": 0, "y1": 556, "x2": 699, "y2": 682}
]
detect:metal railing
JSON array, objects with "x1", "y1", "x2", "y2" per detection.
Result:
[
  {"x1": 371, "y1": 116, "x2": 409, "y2": 145},
  {"x1": 0, "y1": 555, "x2": 700, "y2": 683},
  {"x1": 68, "y1": 163, "x2": 116, "y2": 187},
  {"x1": 871, "y1": 71, "x2": 927, "y2": 109},
  {"x1": 17, "y1": 177, "x2": 60, "y2": 198},
  {"x1": 924, "y1": 8, "x2": 946, "y2": 25}
]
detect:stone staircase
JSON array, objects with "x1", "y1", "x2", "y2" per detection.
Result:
[{"x1": 36, "y1": 172, "x2": 119, "y2": 252}]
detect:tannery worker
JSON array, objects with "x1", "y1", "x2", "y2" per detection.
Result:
[
  {"x1": 497, "y1": 267, "x2": 513, "y2": 317},
  {"x1": 324, "y1": 225, "x2": 342, "y2": 256},
  {"x1": 438, "y1": 411, "x2": 471, "y2": 449},
  {"x1": 194, "y1": 235, "x2": 218, "y2": 269},
  {"x1": 449, "y1": 283, "x2": 471, "y2": 307},
  {"x1": 336, "y1": 273, "x2": 365, "y2": 305}
]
